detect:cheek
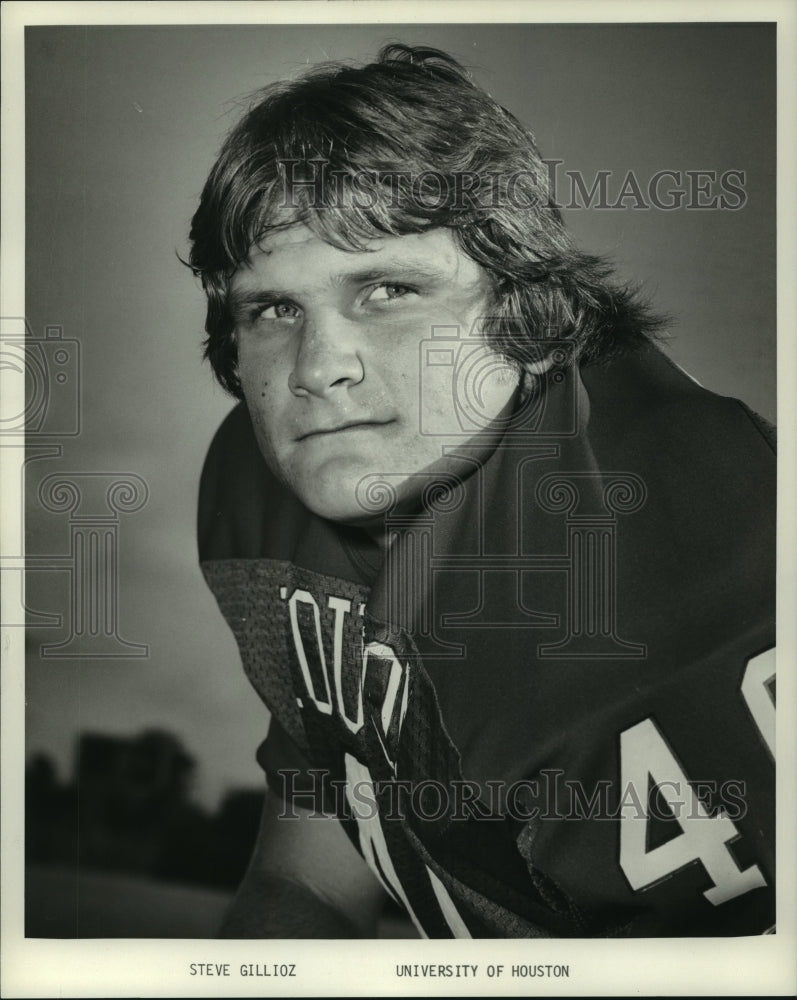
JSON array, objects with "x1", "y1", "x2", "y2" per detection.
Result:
[
  {"x1": 237, "y1": 345, "x2": 267, "y2": 390},
  {"x1": 236, "y1": 332, "x2": 290, "y2": 386},
  {"x1": 238, "y1": 347, "x2": 281, "y2": 411},
  {"x1": 239, "y1": 371, "x2": 283, "y2": 458}
]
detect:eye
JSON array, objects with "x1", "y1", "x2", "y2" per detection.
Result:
[
  {"x1": 258, "y1": 302, "x2": 302, "y2": 322},
  {"x1": 365, "y1": 283, "x2": 414, "y2": 303}
]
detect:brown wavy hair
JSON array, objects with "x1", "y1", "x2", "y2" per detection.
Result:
[{"x1": 188, "y1": 44, "x2": 664, "y2": 398}]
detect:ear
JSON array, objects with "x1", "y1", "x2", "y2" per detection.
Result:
[
  {"x1": 524, "y1": 353, "x2": 556, "y2": 376},
  {"x1": 516, "y1": 351, "x2": 556, "y2": 404}
]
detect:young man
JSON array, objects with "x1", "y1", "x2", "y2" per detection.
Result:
[{"x1": 189, "y1": 45, "x2": 775, "y2": 937}]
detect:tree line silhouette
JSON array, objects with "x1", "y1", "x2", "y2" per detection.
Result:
[{"x1": 26, "y1": 729, "x2": 262, "y2": 888}]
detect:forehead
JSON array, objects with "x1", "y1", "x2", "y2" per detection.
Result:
[{"x1": 230, "y1": 223, "x2": 488, "y2": 293}]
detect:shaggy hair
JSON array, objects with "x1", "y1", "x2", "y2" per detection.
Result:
[{"x1": 188, "y1": 44, "x2": 664, "y2": 398}]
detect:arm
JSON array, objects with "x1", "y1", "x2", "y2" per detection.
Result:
[{"x1": 218, "y1": 788, "x2": 388, "y2": 938}]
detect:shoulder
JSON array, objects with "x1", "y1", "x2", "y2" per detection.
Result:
[
  {"x1": 580, "y1": 343, "x2": 775, "y2": 590},
  {"x1": 200, "y1": 401, "x2": 261, "y2": 484},
  {"x1": 581, "y1": 343, "x2": 776, "y2": 473},
  {"x1": 197, "y1": 402, "x2": 284, "y2": 562}
]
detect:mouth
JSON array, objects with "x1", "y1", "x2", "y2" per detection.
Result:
[{"x1": 296, "y1": 420, "x2": 394, "y2": 442}]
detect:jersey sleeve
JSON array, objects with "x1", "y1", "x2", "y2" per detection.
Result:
[
  {"x1": 519, "y1": 644, "x2": 775, "y2": 936},
  {"x1": 198, "y1": 404, "x2": 350, "y2": 812}
]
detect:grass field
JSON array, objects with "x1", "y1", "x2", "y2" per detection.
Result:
[{"x1": 25, "y1": 864, "x2": 418, "y2": 938}]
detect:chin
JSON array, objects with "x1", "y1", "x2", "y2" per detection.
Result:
[
  {"x1": 288, "y1": 455, "x2": 391, "y2": 523},
  {"x1": 292, "y1": 472, "x2": 384, "y2": 525},
  {"x1": 300, "y1": 493, "x2": 384, "y2": 527}
]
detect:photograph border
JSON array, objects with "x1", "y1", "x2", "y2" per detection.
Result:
[{"x1": 2, "y1": 1, "x2": 796, "y2": 996}]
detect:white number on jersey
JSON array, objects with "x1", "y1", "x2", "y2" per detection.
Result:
[
  {"x1": 740, "y1": 648, "x2": 775, "y2": 758},
  {"x1": 619, "y1": 718, "x2": 766, "y2": 905}
]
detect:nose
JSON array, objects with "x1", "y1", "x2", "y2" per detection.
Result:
[{"x1": 288, "y1": 312, "x2": 364, "y2": 398}]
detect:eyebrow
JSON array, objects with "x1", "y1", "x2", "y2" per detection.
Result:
[
  {"x1": 329, "y1": 262, "x2": 448, "y2": 287},
  {"x1": 228, "y1": 289, "x2": 283, "y2": 313},
  {"x1": 229, "y1": 260, "x2": 449, "y2": 311}
]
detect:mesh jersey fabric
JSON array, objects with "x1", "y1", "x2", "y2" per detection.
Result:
[{"x1": 198, "y1": 341, "x2": 775, "y2": 938}]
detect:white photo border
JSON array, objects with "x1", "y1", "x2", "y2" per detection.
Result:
[{"x1": 2, "y1": 2, "x2": 795, "y2": 997}]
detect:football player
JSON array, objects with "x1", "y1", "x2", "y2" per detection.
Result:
[{"x1": 189, "y1": 45, "x2": 775, "y2": 937}]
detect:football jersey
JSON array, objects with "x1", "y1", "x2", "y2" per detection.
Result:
[{"x1": 198, "y1": 342, "x2": 776, "y2": 937}]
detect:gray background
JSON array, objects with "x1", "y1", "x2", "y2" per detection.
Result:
[{"x1": 25, "y1": 22, "x2": 776, "y2": 810}]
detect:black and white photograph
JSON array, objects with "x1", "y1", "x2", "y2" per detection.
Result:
[{"x1": 2, "y1": 1, "x2": 795, "y2": 996}]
